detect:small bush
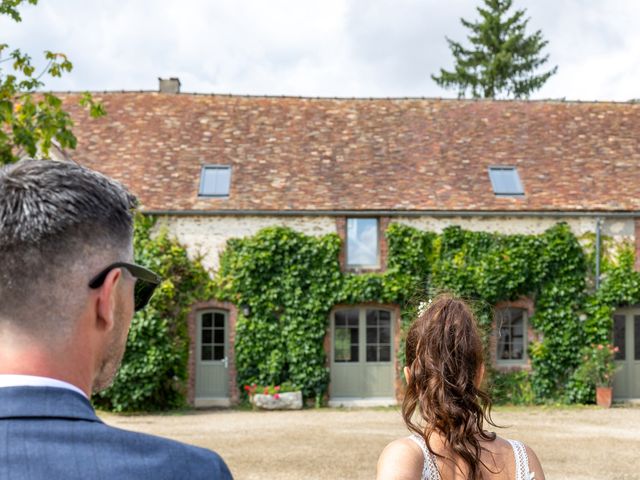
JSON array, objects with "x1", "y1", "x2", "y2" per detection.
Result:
[{"x1": 490, "y1": 370, "x2": 535, "y2": 405}]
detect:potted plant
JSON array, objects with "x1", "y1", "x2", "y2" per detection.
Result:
[
  {"x1": 574, "y1": 344, "x2": 619, "y2": 408},
  {"x1": 244, "y1": 382, "x2": 303, "y2": 410}
]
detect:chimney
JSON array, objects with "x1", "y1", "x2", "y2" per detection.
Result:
[{"x1": 158, "y1": 77, "x2": 181, "y2": 94}]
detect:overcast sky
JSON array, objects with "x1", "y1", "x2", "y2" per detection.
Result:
[{"x1": 2, "y1": 0, "x2": 639, "y2": 101}]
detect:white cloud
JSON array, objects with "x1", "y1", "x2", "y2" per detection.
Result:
[{"x1": 0, "y1": 0, "x2": 639, "y2": 100}]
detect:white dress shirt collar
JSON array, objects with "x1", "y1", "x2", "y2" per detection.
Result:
[{"x1": 0, "y1": 374, "x2": 88, "y2": 399}]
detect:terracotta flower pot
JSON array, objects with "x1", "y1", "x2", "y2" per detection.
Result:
[{"x1": 596, "y1": 386, "x2": 613, "y2": 408}]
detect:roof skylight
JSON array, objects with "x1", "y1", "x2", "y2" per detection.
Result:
[
  {"x1": 488, "y1": 166, "x2": 524, "y2": 196},
  {"x1": 199, "y1": 165, "x2": 231, "y2": 197}
]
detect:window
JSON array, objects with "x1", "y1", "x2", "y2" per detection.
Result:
[
  {"x1": 199, "y1": 165, "x2": 231, "y2": 197},
  {"x1": 496, "y1": 308, "x2": 528, "y2": 364},
  {"x1": 488, "y1": 166, "x2": 524, "y2": 196},
  {"x1": 334, "y1": 309, "x2": 359, "y2": 363},
  {"x1": 346, "y1": 218, "x2": 379, "y2": 267},
  {"x1": 200, "y1": 311, "x2": 226, "y2": 361},
  {"x1": 333, "y1": 307, "x2": 392, "y2": 364},
  {"x1": 366, "y1": 309, "x2": 391, "y2": 362}
]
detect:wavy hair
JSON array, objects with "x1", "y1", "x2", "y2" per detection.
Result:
[{"x1": 402, "y1": 294, "x2": 497, "y2": 479}]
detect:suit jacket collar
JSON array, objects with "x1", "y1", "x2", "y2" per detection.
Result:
[{"x1": 0, "y1": 386, "x2": 102, "y2": 423}]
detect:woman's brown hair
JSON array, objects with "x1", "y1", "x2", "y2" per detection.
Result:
[{"x1": 402, "y1": 294, "x2": 497, "y2": 479}]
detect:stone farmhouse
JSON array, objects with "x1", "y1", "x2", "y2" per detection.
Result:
[{"x1": 57, "y1": 78, "x2": 640, "y2": 406}]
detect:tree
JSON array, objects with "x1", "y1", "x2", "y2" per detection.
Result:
[
  {"x1": 0, "y1": 0, "x2": 104, "y2": 165},
  {"x1": 432, "y1": 0, "x2": 557, "y2": 99}
]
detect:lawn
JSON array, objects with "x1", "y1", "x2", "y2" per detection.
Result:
[{"x1": 102, "y1": 405, "x2": 640, "y2": 480}]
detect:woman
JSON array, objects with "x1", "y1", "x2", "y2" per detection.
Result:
[{"x1": 377, "y1": 295, "x2": 545, "y2": 480}]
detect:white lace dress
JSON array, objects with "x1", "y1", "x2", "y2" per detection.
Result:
[{"x1": 408, "y1": 435, "x2": 535, "y2": 480}]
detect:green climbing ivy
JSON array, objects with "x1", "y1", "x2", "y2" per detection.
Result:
[
  {"x1": 566, "y1": 241, "x2": 640, "y2": 403},
  {"x1": 217, "y1": 220, "x2": 632, "y2": 405},
  {"x1": 100, "y1": 216, "x2": 635, "y2": 409}
]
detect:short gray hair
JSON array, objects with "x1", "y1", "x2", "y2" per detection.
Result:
[{"x1": 0, "y1": 160, "x2": 137, "y2": 333}]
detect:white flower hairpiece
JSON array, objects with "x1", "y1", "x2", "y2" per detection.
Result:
[{"x1": 417, "y1": 298, "x2": 432, "y2": 316}]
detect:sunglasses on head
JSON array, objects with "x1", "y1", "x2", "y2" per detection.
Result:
[{"x1": 88, "y1": 262, "x2": 162, "y2": 312}]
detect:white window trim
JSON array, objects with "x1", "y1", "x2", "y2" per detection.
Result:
[{"x1": 199, "y1": 165, "x2": 231, "y2": 198}]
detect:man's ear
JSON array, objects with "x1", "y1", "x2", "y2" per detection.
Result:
[{"x1": 95, "y1": 268, "x2": 122, "y2": 333}]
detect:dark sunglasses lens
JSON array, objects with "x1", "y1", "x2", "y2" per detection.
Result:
[{"x1": 134, "y1": 281, "x2": 158, "y2": 312}]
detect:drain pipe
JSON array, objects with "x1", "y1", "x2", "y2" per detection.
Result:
[{"x1": 595, "y1": 217, "x2": 602, "y2": 290}]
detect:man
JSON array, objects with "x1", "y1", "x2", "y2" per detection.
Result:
[{"x1": 0, "y1": 159, "x2": 232, "y2": 479}]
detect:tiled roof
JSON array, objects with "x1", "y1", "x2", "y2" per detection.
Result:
[{"x1": 60, "y1": 92, "x2": 640, "y2": 212}]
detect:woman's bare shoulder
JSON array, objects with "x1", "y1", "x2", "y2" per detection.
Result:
[
  {"x1": 523, "y1": 442, "x2": 545, "y2": 480},
  {"x1": 477, "y1": 434, "x2": 545, "y2": 480},
  {"x1": 376, "y1": 437, "x2": 424, "y2": 480},
  {"x1": 486, "y1": 435, "x2": 545, "y2": 480}
]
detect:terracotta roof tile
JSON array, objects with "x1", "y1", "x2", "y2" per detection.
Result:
[{"x1": 60, "y1": 92, "x2": 640, "y2": 212}]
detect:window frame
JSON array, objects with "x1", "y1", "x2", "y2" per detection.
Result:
[
  {"x1": 345, "y1": 217, "x2": 380, "y2": 269},
  {"x1": 332, "y1": 306, "x2": 393, "y2": 365},
  {"x1": 488, "y1": 165, "x2": 525, "y2": 197},
  {"x1": 198, "y1": 309, "x2": 227, "y2": 363},
  {"x1": 496, "y1": 307, "x2": 529, "y2": 366},
  {"x1": 199, "y1": 165, "x2": 232, "y2": 198}
]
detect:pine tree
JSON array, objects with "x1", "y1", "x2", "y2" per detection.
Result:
[{"x1": 432, "y1": 0, "x2": 557, "y2": 99}]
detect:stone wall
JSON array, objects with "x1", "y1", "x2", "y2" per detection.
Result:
[
  {"x1": 154, "y1": 215, "x2": 337, "y2": 271},
  {"x1": 394, "y1": 215, "x2": 634, "y2": 240},
  {"x1": 154, "y1": 214, "x2": 635, "y2": 273}
]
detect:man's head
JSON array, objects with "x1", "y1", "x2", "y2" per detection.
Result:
[{"x1": 0, "y1": 159, "x2": 138, "y2": 390}]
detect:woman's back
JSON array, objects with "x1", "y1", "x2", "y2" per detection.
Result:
[
  {"x1": 376, "y1": 295, "x2": 545, "y2": 480},
  {"x1": 377, "y1": 433, "x2": 544, "y2": 480}
]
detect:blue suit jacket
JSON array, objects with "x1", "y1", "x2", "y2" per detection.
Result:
[{"x1": 0, "y1": 386, "x2": 233, "y2": 479}]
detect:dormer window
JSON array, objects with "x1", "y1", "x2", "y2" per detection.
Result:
[
  {"x1": 199, "y1": 165, "x2": 231, "y2": 197},
  {"x1": 346, "y1": 218, "x2": 379, "y2": 268},
  {"x1": 488, "y1": 166, "x2": 524, "y2": 196}
]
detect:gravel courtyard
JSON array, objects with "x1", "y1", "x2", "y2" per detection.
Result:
[{"x1": 102, "y1": 406, "x2": 640, "y2": 480}]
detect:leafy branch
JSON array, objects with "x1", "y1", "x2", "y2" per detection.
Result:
[{"x1": 0, "y1": 0, "x2": 105, "y2": 164}]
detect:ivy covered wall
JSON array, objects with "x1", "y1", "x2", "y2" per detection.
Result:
[
  {"x1": 216, "y1": 221, "x2": 638, "y2": 404},
  {"x1": 99, "y1": 218, "x2": 640, "y2": 411}
]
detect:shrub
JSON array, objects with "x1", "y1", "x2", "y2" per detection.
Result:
[{"x1": 490, "y1": 370, "x2": 535, "y2": 405}]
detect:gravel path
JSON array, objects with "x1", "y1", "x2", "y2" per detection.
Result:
[{"x1": 101, "y1": 406, "x2": 640, "y2": 480}]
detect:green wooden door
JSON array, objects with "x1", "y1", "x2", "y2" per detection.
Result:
[
  {"x1": 613, "y1": 310, "x2": 640, "y2": 400},
  {"x1": 195, "y1": 310, "x2": 229, "y2": 402},
  {"x1": 330, "y1": 307, "x2": 394, "y2": 398}
]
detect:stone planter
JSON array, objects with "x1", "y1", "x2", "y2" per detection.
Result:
[
  {"x1": 596, "y1": 386, "x2": 613, "y2": 408},
  {"x1": 252, "y1": 391, "x2": 303, "y2": 410}
]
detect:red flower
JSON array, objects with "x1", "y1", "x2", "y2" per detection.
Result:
[
  {"x1": 274, "y1": 385, "x2": 281, "y2": 391},
  {"x1": 597, "y1": 344, "x2": 604, "y2": 350},
  {"x1": 274, "y1": 393, "x2": 280, "y2": 400},
  {"x1": 244, "y1": 385, "x2": 250, "y2": 392},
  {"x1": 263, "y1": 387, "x2": 269, "y2": 395}
]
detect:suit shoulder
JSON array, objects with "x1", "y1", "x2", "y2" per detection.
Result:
[{"x1": 99, "y1": 422, "x2": 233, "y2": 479}]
